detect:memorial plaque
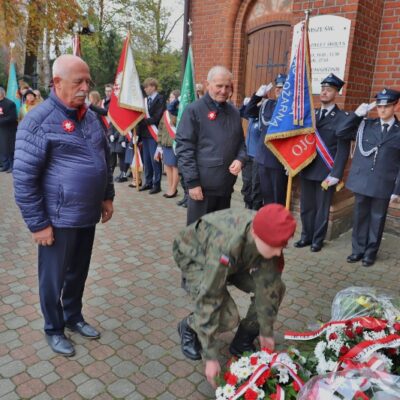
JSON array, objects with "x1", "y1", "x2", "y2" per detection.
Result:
[{"x1": 291, "y1": 15, "x2": 351, "y2": 94}]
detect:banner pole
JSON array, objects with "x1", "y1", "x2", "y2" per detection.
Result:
[
  {"x1": 133, "y1": 128, "x2": 140, "y2": 192},
  {"x1": 285, "y1": 174, "x2": 293, "y2": 210}
]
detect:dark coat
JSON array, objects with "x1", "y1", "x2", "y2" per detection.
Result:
[
  {"x1": 301, "y1": 105, "x2": 350, "y2": 181},
  {"x1": 13, "y1": 90, "x2": 115, "y2": 233},
  {"x1": 176, "y1": 93, "x2": 247, "y2": 196},
  {"x1": 0, "y1": 97, "x2": 18, "y2": 155},
  {"x1": 245, "y1": 94, "x2": 283, "y2": 169},
  {"x1": 137, "y1": 93, "x2": 166, "y2": 140},
  {"x1": 336, "y1": 113, "x2": 400, "y2": 199}
]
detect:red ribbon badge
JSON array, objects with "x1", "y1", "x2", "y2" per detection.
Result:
[
  {"x1": 62, "y1": 120, "x2": 75, "y2": 133},
  {"x1": 208, "y1": 111, "x2": 217, "y2": 121},
  {"x1": 0, "y1": 107, "x2": 3, "y2": 115}
]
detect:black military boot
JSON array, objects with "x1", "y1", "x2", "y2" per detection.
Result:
[
  {"x1": 177, "y1": 316, "x2": 202, "y2": 360},
  {"x1": 229, "y1": 324, "x2": 258, "y2": 357}
]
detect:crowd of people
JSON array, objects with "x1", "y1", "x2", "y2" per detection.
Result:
[{"x1": 1, "y1": 53, "x2": 399, "y2": 389}]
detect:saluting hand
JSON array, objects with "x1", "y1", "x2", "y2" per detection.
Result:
[
  {"x1": 205, "y1": 360, "x2": 221, "y2": 388},
  {"x1": 229, "y1": 160, "x2": 242, "y2": 176},
  {"x1": 32, "y1": 225, "x2": 54, "y2": 246}
]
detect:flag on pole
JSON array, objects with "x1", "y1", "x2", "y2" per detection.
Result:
[
  {"x1": 72, "y1": 34, "x2": 82, "y2": 57},
  {"x1": 108, "y1": 33, "x2": 145, "y2": 135},
  {"x1": 177, "y1": 45, "x2": 196, "y2": 126},
  {"x1": 6, "y1": 61, "x2": 21, "y2": 115},
  {"x1": 265, "y1": 16, "x2": 316, "y2": 176}
]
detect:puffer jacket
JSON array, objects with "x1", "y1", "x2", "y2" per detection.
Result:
[{"x1": 13, "y1": 90, "x2": 115, "y2": 232}]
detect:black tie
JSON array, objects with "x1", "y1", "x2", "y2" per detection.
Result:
[
  {"x1": 382, "y1": 123, "x2": 389, "y2": 140},
  {"x1": 147, "y1": 97, "x2": 152, "y2": 109},
  {"x1": 320, "y1": 109, "x2": 328, "y2": 120}
]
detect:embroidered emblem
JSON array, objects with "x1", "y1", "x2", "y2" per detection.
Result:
[
  {"x1": 208, "y1": 111, "x2": 217, "y2": 121},
  {"x1": 62, "y1": 120, "x2": 75, "y2": 133},
  {"x1": 219, "y1": 254, "x2": 230, "y2": 266}
]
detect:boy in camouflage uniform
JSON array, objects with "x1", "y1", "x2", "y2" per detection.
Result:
[{"x1": 173, "y1": 204, "x2": 296, "y2": 387}]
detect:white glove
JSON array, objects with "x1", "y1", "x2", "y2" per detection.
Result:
[
  {"x1": 255, "y1": 82, "x2": 273, "y2": 97},
  {"x1": 390, "y1": 194, "x2": 399, "y2": 203},
  {"x1": 323, "y1": 175, "x2": 340, "y2": 187},
  {"x1": 132, "y1": 136, "x2": 139, "y2": 145},
  {"x1": 355, "y1": 102, "x2": 376, "y2": 117},
  {"x1": 243, "y1": 97, "x2": 251, "y2": 106},
  {"x1": 121, "y1": 141, "x2": 126, "y2": 148},
  {"x1": 109, "y1": 135, "x2": 115, "y2": 143}
]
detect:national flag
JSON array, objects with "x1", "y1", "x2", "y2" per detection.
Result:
[
  {"x1": 177, "y1": 45, "x2": 196, "y2": 126},
  {"x1": 6, "y1": 61, "x2": 21, "y2": 115},
  {"x1": 72, "y1": 34, "x2": 82, "y2": 57},
  {"x1": 108, "y1": 33, "x2": 145, "y2": 135},
  {"x1": 265, "y1": 16, "x2": 316, "y2": 176}
]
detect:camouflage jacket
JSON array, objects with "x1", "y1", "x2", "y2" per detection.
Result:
[{"x1": 173, "y1": 208, "x2": 285, "y2": 360}]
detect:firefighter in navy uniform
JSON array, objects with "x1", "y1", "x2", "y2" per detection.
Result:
[
  {"x1": 245, "y1": 74, "x2": 288, "y2": 206},
  {"x1": 336, "y1": 88, "x2": 400, "y2": 267},
  {"x1": 294, "y1": 73, "x2": 350, "y2": 252}
]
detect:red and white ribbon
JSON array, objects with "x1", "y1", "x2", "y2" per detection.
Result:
[
  {"x1": 163, "y1": 110, "x2": 176, "y2": 139},
  {"x1": 145, "y1": 97, "x2": 158, "y2": 141}
]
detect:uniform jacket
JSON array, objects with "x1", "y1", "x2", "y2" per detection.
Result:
[
  {"x1": 336, "y1": 113, "x2": 400, "y2": 199},
  {"x1": 0, "y1": 97, "x2": 18, "y2": 154},
  {"x1": 137, "y1": 93, "x2": 166, "y2": 140},
  {"x1": 157, "y1": 110, "x2": 176, "y2": 148},
  {"x1": 13, "y1": 90, "x2": 115, "y2": 233},
  {"x1": 176, "y1": 93, "x2": 247, "y2": 196},
  {"x1": 301, "y1": 105, "x2": 350, "y2": 181},
  {"x1": 173, "y1": 208, "x2": 285, "y2": 360},
  {"x1": 245, "y1": 94, "x2": 283, "y2": 169}
]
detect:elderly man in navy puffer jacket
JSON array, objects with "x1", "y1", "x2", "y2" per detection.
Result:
[{"x1": 13, "y1": 55, "x2": 115, "y2": 357}]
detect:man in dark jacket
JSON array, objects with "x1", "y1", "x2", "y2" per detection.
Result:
[
  {"x1": 245, "y1": 74, "x2": 288, "y2": 206},
  {"x1": 0, "y1": 86, "x2": 18, "y2": 173},
  {"x1": 13, "y1": 55, "x2": 115, "y2": 357},
  {"x1": 176, "y1": 65, "x2": 247, "y2": 225},
  {"x1": 294, "y1": 74, "x2": 350, "y2": 252},
  {"x1": 336, "y1": 88, "x2": 400, "y2": 267},
  {"x1": 137, "y1": 78, "x2": 166, "y2": 194}
]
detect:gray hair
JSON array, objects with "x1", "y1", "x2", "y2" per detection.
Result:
[
  {"x1": 207, "y1": 65, "x2": 233, "y2": 82},
  {"x1": 0, "y1": 87, "x2": 5, "y2": 96},
  {"x1": 52, "y1": 54, "x2": 88, "y2": 78}
]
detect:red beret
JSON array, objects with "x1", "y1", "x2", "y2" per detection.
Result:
[{"x1": 252, "y1": 204, "x2": 296, "y2": 247}]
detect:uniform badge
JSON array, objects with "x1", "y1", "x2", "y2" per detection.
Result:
[
  {"x1": 208, "y1": 111, "x2": 217, "y2": 121},
  {"x1": 0, "y1": 107, "x2": 3, "y2": 115},
  {"x1": 219, "y1": 254, "x2": 230, "y2": 266},
  {"x1": 62, "y1": 120, "x2": 75, "y2": 133}
]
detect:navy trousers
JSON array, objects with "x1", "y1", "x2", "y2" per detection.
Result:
[
  {"x1": 38, "y1": 226, "x2": 96, "y2": 335},
  {"x1": 258, "y1": 164, "x2": 288, "y2": 206},
  {"x1": 142, "y1": 137, "x2": 162, "y2": 188},
  {"x1": 352, "y1": 193, "x2": 390, "y2": 259}
]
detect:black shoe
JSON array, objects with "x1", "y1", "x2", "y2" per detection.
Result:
[
  {"x1": 0, "y1": 167, "x2": 8, "y2": 172},
  {"x1": 181, "y1": 201, "x2": 188, "y2": 208},
  {"x1": 66, "y1": 321, "x2": 101, "y2": 339},
  {"x1": 149, "y1": 186, "x2": 161, "y2": 194},
  {"x1": 46, "y1": 334, "x2": 75, "y2": 356},
  {"x1": 294, "y1": 240, "x2": 311, "y2": 248},
  {"x1": 164, "y1": 190, "x2": 178, "y2": 198},
  {"x1": 176, "y1": 195, "x2": 188, "y2": 206},
  {"x1": 347, "y1": 253, "x2": 363, "y2": 263},
  {"x1": 139, "y1": 184, "x2": 152, "y2": 191},
  {"x1": 177, "y1": 317, "x2": 202, "y2": 360},
  {"x1": 6, "y1": 168, "x2": 12, "y2": 174},
  {"x1": 311, "y1": 244, "x2": 322, "y2": 252},
  {"x1": 229, "y1": 324, "x2": 258, "y2": 357},
  {"x1": 362, "y1": 257, "x2": 375, "y2": 267},
  {"x1": 114, "y1": 176, "x2": 128, "y2": 183}
]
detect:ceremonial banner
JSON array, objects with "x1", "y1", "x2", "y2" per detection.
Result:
[
  {"x1": 177, "y1": 46, "x2": 196, "y2": 126},
  {"x1": 108, "y1": 33, "x2": 145, "y2": 135},
  {"x1": 72, "y1": 34, "x2": 81, "y2": 57},
  {"x1": 6, "y1": 62, "x2": 21, "y2": 115},
  {"x1": 266, "y1": 17, "x2": 316, "y2": 176}
]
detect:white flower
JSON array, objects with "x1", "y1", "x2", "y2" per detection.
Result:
[
  {"x1": 315, "y1": 341, "x2": 327, "y2": 358},
  {"x1": 222, "y1": 384, "x2": 236, "y2": 398},
  {"x1": 362, "y1": 329, "x2": 387, "y2": 341},
  {"x1": 215, "y1": 387, "x2": 228, "y2": 400}
]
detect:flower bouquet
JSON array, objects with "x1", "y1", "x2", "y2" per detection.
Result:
[
  {"x1": 331, "y1": 286, "x2": 400, "y2": 322},
  {"x1": 297, "y1": 368, "x2": 400, "y2": 400},
  {"x1": 215, "y1": 348, "x2": 311, "y2": 400},
  {"x1": 285, "y1": 317, "x2": 400, "y2": 376}
]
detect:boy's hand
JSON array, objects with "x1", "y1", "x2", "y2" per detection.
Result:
[
  {"x1": 205, "y1": 360, "x2": 221, "y2": 388},
  {"x1": 259, "y1": 335, "x2": 275, "y2": 351}
]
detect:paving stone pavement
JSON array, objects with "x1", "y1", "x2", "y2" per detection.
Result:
[{"x1": 0, "y1": 171, "x2": 399, "y2": 399}]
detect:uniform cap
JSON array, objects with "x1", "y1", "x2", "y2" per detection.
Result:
[
  {"x1": 375, "y1": 88, "x2": 400, "y2": 106},
  {"x1": 275, "y1": 74, "x2": 287, "y2": 88},
  {"x1": 252, "y1": 204, "x2": 296, "y2": 247},
  {"x1": 321, "y1": 73, "x2": 345, "y2": 91}
]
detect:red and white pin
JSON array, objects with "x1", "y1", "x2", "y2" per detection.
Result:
[
  {"x1": 208, "y1": 111, "x2": 217, "y2": 121},
  {"x1": 62, "y1": 120, "x2": 75, "y2": 133}
]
